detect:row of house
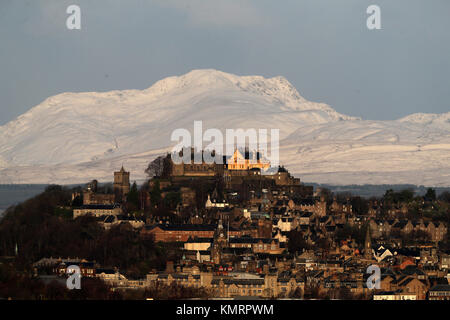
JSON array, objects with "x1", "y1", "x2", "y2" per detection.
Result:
[{"x1": 369, "y1": 219, "x2": 447, "y2": 241}]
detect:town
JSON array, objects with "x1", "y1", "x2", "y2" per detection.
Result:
[{"x1": 1, "y1": 147, "x2": 449, "y2": 300}]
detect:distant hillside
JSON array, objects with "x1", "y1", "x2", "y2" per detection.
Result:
[
  {"x1": 0, "y1": 184, "x2": 48, "y2": 211},
  {"x1": 309, "y1": 183, "x2": 450, "y2": 198}
]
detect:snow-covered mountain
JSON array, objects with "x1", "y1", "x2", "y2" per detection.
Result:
[{"x1": 0, "y1": 69, "x2": 449, "y2": 186}]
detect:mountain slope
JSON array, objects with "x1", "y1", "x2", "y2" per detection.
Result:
[
  {"x1": 0, "y1": 69, "x2": 448, "y2": 186},
  {"x1": 281, "y1": 118, "x2": 450, "y2": 185}
]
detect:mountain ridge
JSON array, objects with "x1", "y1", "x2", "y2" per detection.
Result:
[{"x1": 0, "y1": 69, "x2": 449, "y2": 186}]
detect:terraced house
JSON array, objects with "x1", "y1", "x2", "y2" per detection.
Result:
[{"x1": 145, "y1": 268, "x2": 304, "y2": 298}]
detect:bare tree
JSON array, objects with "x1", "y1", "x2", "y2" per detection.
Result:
[{"x1": 145, "y1": 155, "x2": 172, "y2": 178}]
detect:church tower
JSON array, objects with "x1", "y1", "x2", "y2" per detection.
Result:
[
  {"x1": 211, "y1": 219, "x2": 228, "y2": 265},
  {"x1": 114, "y1": 166, "x2": 130, "y2": 202},
  {"x1": 364, "y1": 226, "x2": 372, "y2": 260}
]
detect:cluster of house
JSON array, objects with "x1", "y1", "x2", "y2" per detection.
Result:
[
  {"x1": 139, "y1": 217, "x2": 450, "y2": 299},
  {"x1": 369, "y1": 219, "x2": 447, "y2": 242},
  {"x1": 62, "y1": 149, "x2": 449, "y2": 299},
  {"x1": 63, "y1": 191, "x2": 450, "y2": 299},
  {"x1": 32, "y1": 241, "x2": 450, "y2": 300}
]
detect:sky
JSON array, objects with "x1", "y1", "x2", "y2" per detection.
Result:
[{"x1": 0, "y1": 0, "x2": 449, "y2": 125}]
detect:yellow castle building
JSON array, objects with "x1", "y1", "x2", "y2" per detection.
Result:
[{"x1": 226, "y1": 149, "x2": 270, "y2": 171}]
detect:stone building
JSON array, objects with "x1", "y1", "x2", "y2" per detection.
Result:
[
  {"x1": 211, "y1": 220, "x2": 228, "y2": 265},
  {"x1": 295, "y1": 197, "x2": 327, "y2": 217},
  {"x1": 364, "y1": 227, "x2": 373, "y2": 260},
  {"x1": 113, "y1": 166, "x2": 130, "y2": 202},
  {"x1": 73, "y1": 204, "x2": 122, "y2": 219},
  {"x1": 429, "y1": 284, "x2": 450, "y2": 300},
  {"x1": 145, "y1": 268, "x2": 303, "y2": 299},
  {"x1": 265, "y1": 167, "x2": 300, "y2": 186},
  {"x1": 170, "y1": 148, "x2": 226, "y2": 177},
  {"x1": 83, "y1": 191, "x2": 115, "y2": 205},
  {"x1": 141, "y1": 223, "x2": 244, "y2": 242},
  {"x1": 226, "y1": 149, "x2": 270, "y2": 171}
]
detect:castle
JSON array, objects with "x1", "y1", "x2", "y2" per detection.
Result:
[
  {"x1": 171, "y1": 148, "x2": 269, "y2": 176},
  {"x1": 73, "y1": 166, "x2": 131, "y2": 206},
  {"x1": 169, "y1": 148, "x2": 301, "y2": 189},
  {"x1": 226, "y1": 149, "x2": 270, "y2": 171}
]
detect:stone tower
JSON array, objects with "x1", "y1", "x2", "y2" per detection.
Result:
[
  {"x1": 364, "y1": 226, "x2": 372, "y2": 259},
  {"x1": 211, "y1": 220, "x2": 228, "y2": 265},
  {"x1": 114, "y1": 166, "x2": 130, "y2": 202}
]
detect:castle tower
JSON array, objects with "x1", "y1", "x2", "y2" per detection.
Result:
[{"x1": 113, "y1": 166, "x2": 130, "y2": 202}]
